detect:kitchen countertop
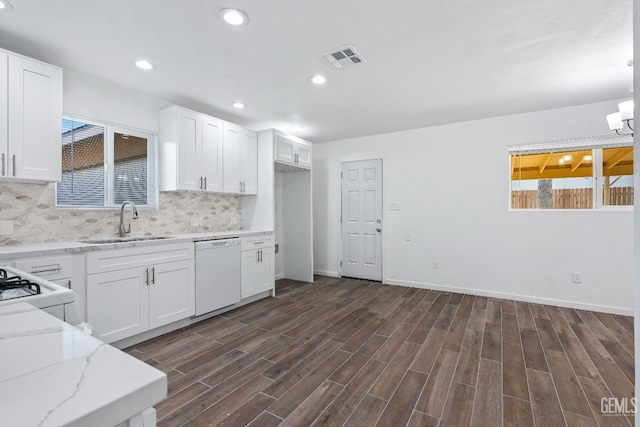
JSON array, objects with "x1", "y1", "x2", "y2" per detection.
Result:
[
  {"x1": 0, "y1": 229, "x2": 273, "y2": 259},
  {"x1": 0, "y1": 303, "x2": 167, "y2": 427}
]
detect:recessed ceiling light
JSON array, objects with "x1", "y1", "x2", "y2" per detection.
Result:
[
  {"x1": 135, "y1": 60, "x2": 155, "y2": 70},
  {"x1": 0, "y1": 0, "x2": 14, "y2": 12},
  {"x1": 219, "y1": 9, "x2": 249, "y2": 26},
  {"x1": 232, "y1": 102, "x2": 245, "y2": 109},
  {"x1": 310, "y1": 75, "x2": 327, "y2": 85}
]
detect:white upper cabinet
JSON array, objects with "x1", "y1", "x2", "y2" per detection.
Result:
[
  {"x1": 176, "y1": 108, "x2": 201, "y2": 191},
  {"x1": 160, "y1": 106, "x2": 256, "y2": 195},
  {"x1": 201, "y1": 115, "x2": 223, "y2": 192},
  {"x1": 241, "y1": 128, "x2": 258, "y2": 195},
  {"x1": 159, "y1": 106, "x2": 223, "y2": 192},
  {"x1": 223, "y1": 122, "x2": 241, "y2": 194},
  {"x1": 274, "y1": 133, "x2": 312, "y2": 169},
  {"x1": 223, "y1": 122, "x2": 258, "y2": 195},
  {"x1": 0, "y1": 50, "x2": 62, "y2": 182}
]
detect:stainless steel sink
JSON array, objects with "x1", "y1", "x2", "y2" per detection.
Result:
[{"x1": 79, "y1": 235, "x2": 175, "y2": 244}]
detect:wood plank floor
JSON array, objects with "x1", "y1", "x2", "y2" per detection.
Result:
[{"x1": 125, "y1": 276, "x2": 635, "y2": 427}]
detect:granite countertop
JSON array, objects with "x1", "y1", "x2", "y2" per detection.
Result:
[
  {"x1": 0, "y1": 228, "x2": 274, "y2": 258},
  {"x1": 0, "y1": 303, "x2": 166, "y2": 427}
]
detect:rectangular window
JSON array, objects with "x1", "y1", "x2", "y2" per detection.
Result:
[
  {"x1": 510, "y1": 136, "x2": 633, "y2": 210},
  {"x1": 56, "y1": 117, "x2": 158, "y2": 209}
]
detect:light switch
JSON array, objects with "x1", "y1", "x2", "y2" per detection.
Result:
[{"x1": 389, "y1": 202, "x2": 400, "y2": 211}]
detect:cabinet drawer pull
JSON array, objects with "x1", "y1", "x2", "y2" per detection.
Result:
[
  {"x1": 30, "y1": 265, "x2": 62, "y2": 274},
  {"x1": 253, "y1": 241, "x2": 265, "y2": 245}
]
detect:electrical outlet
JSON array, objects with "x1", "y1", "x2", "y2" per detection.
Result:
[
  {"x1": 0, "y1": 221, "x2": 13, "y2": 235},
  {"x1": 432, "y1": 260, "x2": 439, "y2": 270},
  {"x1": 572, "y1": 272, "x2": 582, "y2": 284}
]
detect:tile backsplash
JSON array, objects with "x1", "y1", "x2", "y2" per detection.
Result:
[{"x1": 0, "y1": 182, "x2": 242, "y2": 245}]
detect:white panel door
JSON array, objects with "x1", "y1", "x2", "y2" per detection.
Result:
[
  {"x1": 177, "y1": 109, "x2": 201, "y2": 191},
  {"x1": 223, "y1": 123, "x2": 241, "y2": 193},
  {"x1": 87, "y1": 268, "x2": 149, "y2": 344},
  {"x1": 296, "y1": 142, "x2": 312, "y2": 169},
  {"x1": 241, "y1": 249, "x2": 257, "y2": 298},
  {"x1": 255, "y1": 247, "x2": 274, "y2": 294},
  {"x1": 241, "y1": 128, "x2": 258, "y2": 194},
  {"x1": 149, "y1": 260, "x2": 194, "y2": 329},
  {"x1": 341, "y1": 159, "x2": 383, "y2": 281},
  {"x1": 202, "y1": 116, "x2": 223, "y2": 192},
  {"x1": 8, "y1": 55, "x2": 62, "y2": 181},
  {"x1": 274, "y1": 134, "x2": 296, "y2": 165}
]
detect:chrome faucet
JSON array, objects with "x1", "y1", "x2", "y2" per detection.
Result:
[{"x1": 119, "y1": 201, "x2": 138, "y2": 237}]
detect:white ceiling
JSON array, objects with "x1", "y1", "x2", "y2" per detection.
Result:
[{"x1": 0, "y1": 0, "x2": 632, "y2": 142}]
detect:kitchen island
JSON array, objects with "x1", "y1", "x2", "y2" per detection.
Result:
[{"x1": 0, "y1": 303, "x2": 166, "y2": 427}]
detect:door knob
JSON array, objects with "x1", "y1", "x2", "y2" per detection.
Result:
[{"x1": 376, "y1": 228, "x2": 381, "y2": 232}]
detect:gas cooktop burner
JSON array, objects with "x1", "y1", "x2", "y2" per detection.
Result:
[{"x1": 0, "y1": 268, "x2": 42, "y2": 301}]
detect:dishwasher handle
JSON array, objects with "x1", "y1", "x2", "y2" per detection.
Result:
[{"x1": 195, "y1": 238, "x2": 241, "y2": 250}]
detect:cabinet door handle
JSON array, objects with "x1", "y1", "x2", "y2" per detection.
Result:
[
  {"x1": 199, "y1": 177, "x2": 202, "y2": 190},
  {"x1": 30, "y1": 265, "x2": 62, "y2": 274},
  {"x1": 12, "y1": 155, "x2": 16, "y2": 177},
  {"x1": 1, "y1": 153, "x2": 4, "y2": 176},
  {"x1": 204, "y1": 177, "x2": 207, "y2": 190},
  {"x1": 67, "y1": 280, "x2": 71, "y2": 288},
  {"x1": 145, "y1": 268, "x2": 150, "y2": 286},
  {"x1": 152, "y1": 267, "x2": 156, "y2": 284},
  {"x1": 260, "y1": 249, "x2": 263, "y2": 262}
]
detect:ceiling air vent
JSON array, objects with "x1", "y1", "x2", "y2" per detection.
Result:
[{"x1": 319, "y1": 45, "x2": 366, "y2": 70}]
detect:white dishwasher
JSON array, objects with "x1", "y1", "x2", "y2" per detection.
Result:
[{"x1": 194, "y1": 238, "x2": 241, "y2": 316}]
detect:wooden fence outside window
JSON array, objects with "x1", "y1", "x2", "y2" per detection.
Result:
[{"x1": 511, "y1": 187, "x2": 633, "y2": 209}]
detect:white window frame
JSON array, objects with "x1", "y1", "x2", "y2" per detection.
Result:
[
  {"x1": 509, "y1": 134, "x2": 633, "y2": 211},
  {"x1": 56, "y1": 116, "x2": 159, "y2": 210}
]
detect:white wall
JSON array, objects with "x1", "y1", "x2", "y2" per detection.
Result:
[
  {"x1": 63, "y1": 69, "x2": 171, "y2": 132},
  {"x1": 314, "y1": 99, "x2": 633, "y2": 314}
]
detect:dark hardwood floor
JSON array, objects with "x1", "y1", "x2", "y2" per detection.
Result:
[{"x1": 125, "y1": 276, "x2": 635, "y2": 427}]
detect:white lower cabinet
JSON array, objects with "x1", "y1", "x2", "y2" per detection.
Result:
[
  {"x1": 241, "y1": 237, "x2": 274, "y2": 299},
  {"x1": 87, "y1": 267, "x2": 149, "y2": 343},
  {"x1": 86, "y1": 244, "x2": 194, "y2": 344}
]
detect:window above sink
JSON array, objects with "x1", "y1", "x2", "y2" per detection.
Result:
[{"x1": 56, "y1": 116, "x2": 158, "y2": 210}]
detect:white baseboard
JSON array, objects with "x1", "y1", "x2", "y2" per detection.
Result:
[
  {"x1": 384, "y1": 278, "x2": 633, "y2": 316},
  {"x1": 275, "y1": 273, "x2": 285, "y2": 280},
  {"x1": 314, "y1": 270, "x2": 340, "y2": 278}
]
